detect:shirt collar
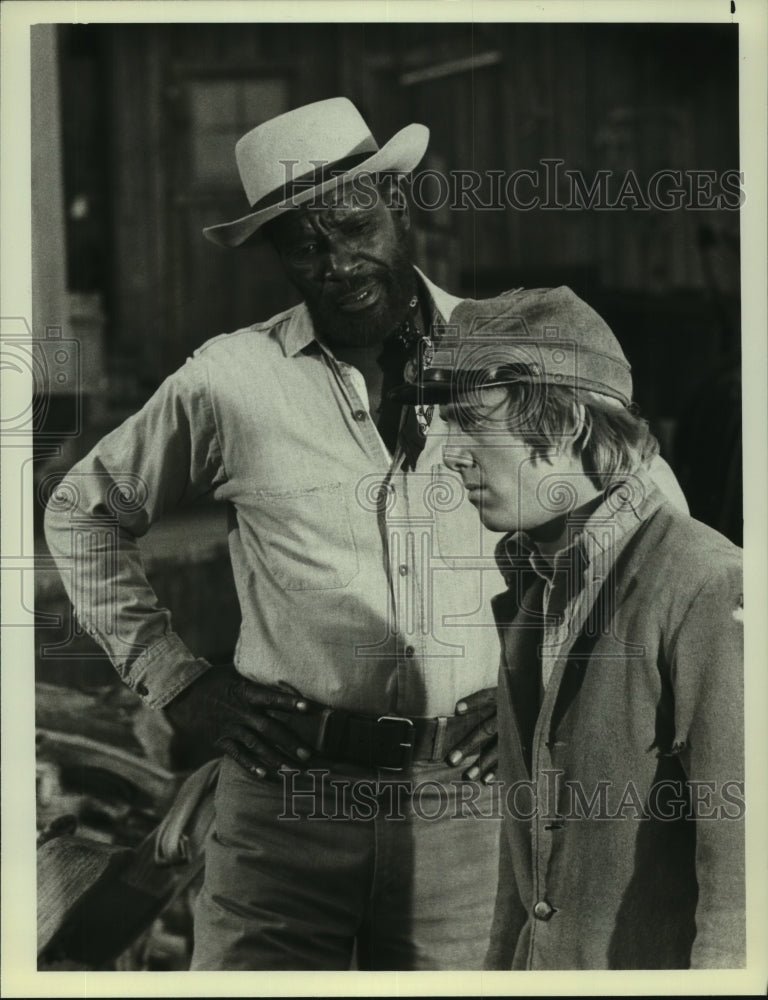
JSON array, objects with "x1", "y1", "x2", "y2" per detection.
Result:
[
  {"x1": 495, "y1": 468, "x2": 667, "y2": 587},
  {"x1": 276, "y1": 266, "x2": 461, "y2": 359},
  {"x1": 279, "y1": 301, "x2": 318, "y2": 358}
]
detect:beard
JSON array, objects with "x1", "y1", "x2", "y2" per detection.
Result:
[{"x1": 305, "y1": 242, "x2": 416, "y2": 349}]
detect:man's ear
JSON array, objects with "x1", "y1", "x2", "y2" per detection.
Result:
[
  {"x1": 396, "y1": 187, "x2": 411, "y2": 234},
  {"x1": 381, "y1": 173, "x2": 411, "y2": 232}
]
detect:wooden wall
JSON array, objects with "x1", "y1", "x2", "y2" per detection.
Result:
[{"x1": 58, "y1": 22, "x2": 740, "y2": 428}]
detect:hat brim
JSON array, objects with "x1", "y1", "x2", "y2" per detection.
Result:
[
  {"x1": 390, "y1": 368, "x2": 633, "y2": 408},
  {"x1": 389, "y1": 370, "x2": 527, "y2": 407},
  {"x1": 202, "y1": 122, "x2": 430, "y2": 248}
]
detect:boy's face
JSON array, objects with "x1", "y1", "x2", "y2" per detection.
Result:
[{"x1": 439, "y1": 393, "x2": 588, "y2": 537}]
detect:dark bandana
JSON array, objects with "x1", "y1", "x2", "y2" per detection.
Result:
[{"x1": 377, "y1": 284, "x2": 442, "y2": 469}]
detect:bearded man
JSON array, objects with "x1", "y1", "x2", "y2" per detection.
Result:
[{"x1": 45, "y1": 98, "x2": 507, "y2": 971}]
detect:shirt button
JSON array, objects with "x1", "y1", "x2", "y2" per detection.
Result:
[
  {"x1": 404, "y1": 645, "x2": 415, "y2": 658},
  {"x1": 136, "y1": 682, "x2": 149, "y2": 697},
  {"x1": 398, "y1": 564, "x2": 409, "y2": 576},
  {"x1": 353, "y1": 409, "x2": 367, "y2": 421},
  {"x1": 533, "y1": 900, "x2": 554, "y2": 921}
]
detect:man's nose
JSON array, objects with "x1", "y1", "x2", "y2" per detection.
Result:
[{"x1": 324, "y1": 242, "x2": 361, "y2": 280}]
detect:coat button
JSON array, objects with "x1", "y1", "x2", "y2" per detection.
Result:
[
  {"x1": 404, "y1": 645, "x2": 415, "y2": 658},
  {"x1": 533, "y1": 900, "x2": 554, "y2": 921},
  {"x1": 136, "y1": 682, "x2": 149, "y2": 697},
  {"x1": 353, "y1": 409, "x2": 367, "y2": 421}
]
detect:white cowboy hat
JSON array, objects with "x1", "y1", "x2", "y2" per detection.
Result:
[{"x1": 202, "y1": 97, "x2": 430, "y2": 248}]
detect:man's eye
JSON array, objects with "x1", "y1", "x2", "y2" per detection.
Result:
[
  {"x1": 339, "y1": 217, "x2": 369, "y2": 236},
  {"x1": 289, "y1": 243, "x2": 318, "y2": 261}
]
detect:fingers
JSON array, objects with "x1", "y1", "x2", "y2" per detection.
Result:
[
  {"x1": 237, "y1": 679, "x2": 312, "y2": 713},
  {"x1": 217, "y1": 737, "x2": 299, "y2": 782},
  {"x1": 454, "y1": 686, "x2": 498, "y2": 715},
  {"x1": 249, "y1": 712, "x2": 315, "y2": 764},
  {"x1": 448, "y1": 692, "x2": 499, "y2": 783},
  {"x1": 216, "y1": 715, "x2": 314, "y2": 779},
  {"x1": 462, "y1": 740, "x2": 499, "y2": 783},
  {"x1": 447, "y1": 715, "x2": 498, "y2": 763},
  {"x1": 215, "y1": 736, "x2": 269, "y2": 779}
]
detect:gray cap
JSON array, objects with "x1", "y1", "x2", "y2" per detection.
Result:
[{"x1": 394, "y1": 286, "x2": 633, "y2": 407}]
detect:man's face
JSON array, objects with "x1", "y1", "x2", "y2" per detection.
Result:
[
  {"x1": 439, "y1": 394, "x2": 586, "y2": 537},
  {"x1": 266, "y1": 187, "x2": 415, "y2": 349}
]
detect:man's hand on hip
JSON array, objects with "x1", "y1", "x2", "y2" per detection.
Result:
[
  {"x1": 164, "y1": 666, "x2": 319, "y2": 780},
  {"x1": 446, "y1": 686, "x2": 499, "y2": 783}
]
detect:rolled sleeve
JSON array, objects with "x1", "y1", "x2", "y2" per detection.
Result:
[
  {"x1": 43, "y1": 353, "x2": 224, "y2": 705},
  {"x1": 124, "y1": 635, "x2": 214, "y2": 709}
]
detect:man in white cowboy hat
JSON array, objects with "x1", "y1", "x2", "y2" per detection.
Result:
[
  {"x1": 44, "y1": 97, "x2": 690, "y2": 970},
  {"x1": 44, "y1": 96, "x2": 509, "y2": 971}
]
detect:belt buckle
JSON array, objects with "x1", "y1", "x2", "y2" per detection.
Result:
[{"x1": 376, "y1": 715, "x2": 414, "y2": 772}]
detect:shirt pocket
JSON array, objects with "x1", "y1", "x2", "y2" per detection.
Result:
[{"x1": 249, "y1": 481, "x2": 359, "y2": 591}]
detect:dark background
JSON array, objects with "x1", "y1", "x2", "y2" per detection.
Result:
[{"x1": 57, "y1": 23, "x2": 741, "y2": 380}]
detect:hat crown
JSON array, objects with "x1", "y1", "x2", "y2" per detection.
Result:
[
  {"x1": 391, "y1": 286, "x2": 634, "y2": 407},
  {"x1": 235, "y1": 97, "x2": 379, "y2": 207},
  {"x1": 449, "y1": 286, "x2": 632, "y2": 404},
  {"x1": 203, "y1": 97, "x2": 429, "y2": 246}
]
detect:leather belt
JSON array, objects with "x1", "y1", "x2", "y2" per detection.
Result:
[{"x1": 270, "y1": 706, "x2": 487, "y2": 772}]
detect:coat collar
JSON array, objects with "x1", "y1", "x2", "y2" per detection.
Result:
[{"x1": 495, "y1": 469, "x2": 667, "y2": 589}]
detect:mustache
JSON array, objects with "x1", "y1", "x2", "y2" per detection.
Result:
[{"x1": 319, "y1": 271, "x2": 388, "y2": 305}]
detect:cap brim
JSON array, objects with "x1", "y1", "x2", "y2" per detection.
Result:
[
  {"x1": 389, "y1": 361, "x2": 545, "y2": 407},
  {"x1": 391, "y1": 378, "x2": 533, "y2": 408},
  {"x1": 203, "y1": 122, "x2": 430, "y2": 248},
  {"x1": 391, "y1": 372, "x2": 633, "y2": 408}
]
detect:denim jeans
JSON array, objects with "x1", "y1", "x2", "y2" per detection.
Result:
[{"x1": 191, "y1": 755, "x2": 501, "y2": 970}]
